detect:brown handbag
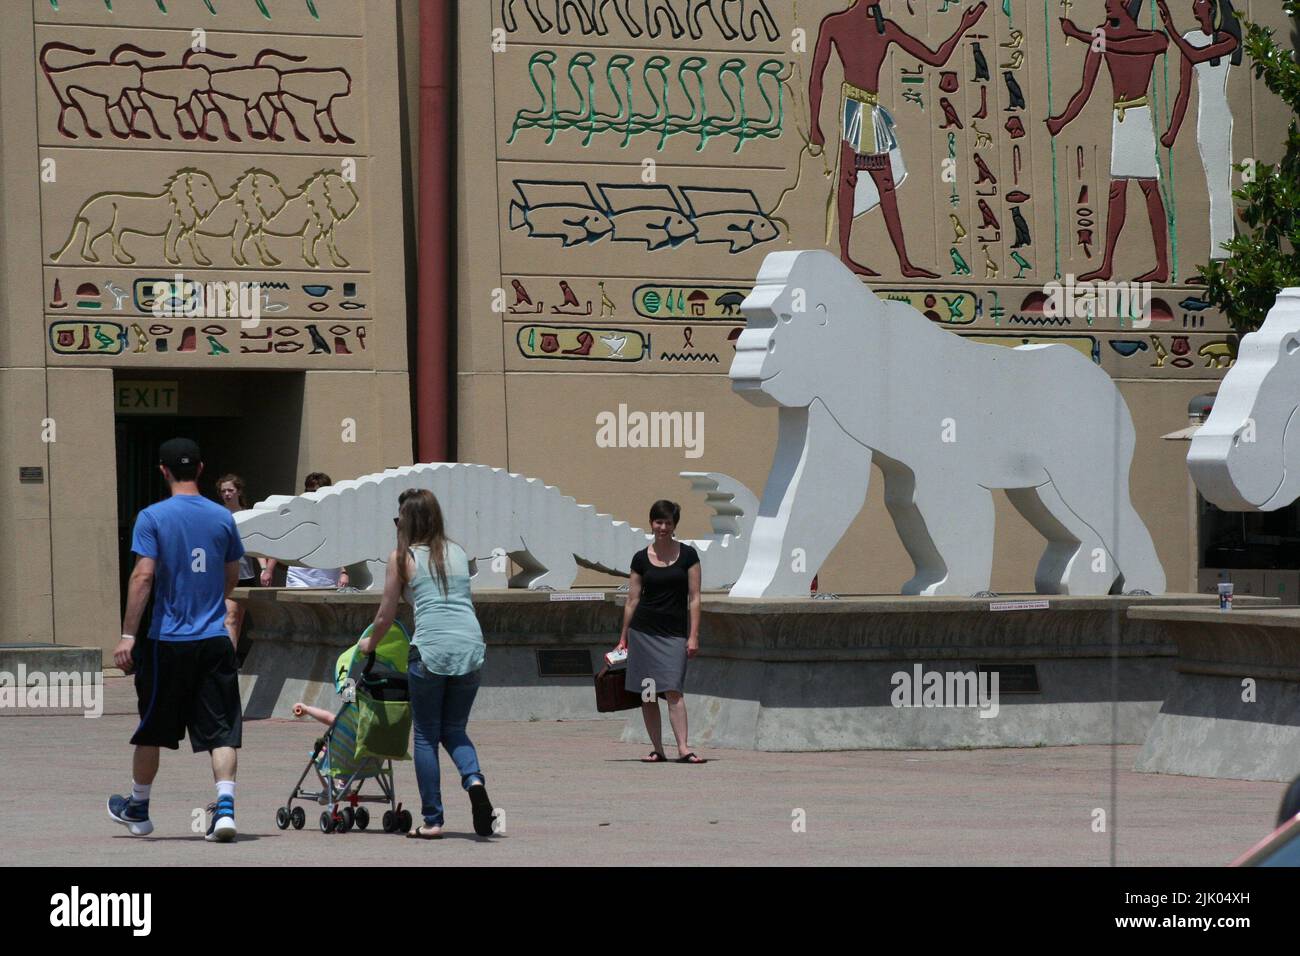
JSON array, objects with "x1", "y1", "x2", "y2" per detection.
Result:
[{"x1": 594, "y1": 663, "x2": 641, "y2": 712}]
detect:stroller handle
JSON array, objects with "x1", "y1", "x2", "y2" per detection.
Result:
[{"x1": 361, "y1": 651, "x2": 377, "y2": 676}]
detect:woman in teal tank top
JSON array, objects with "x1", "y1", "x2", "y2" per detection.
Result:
[{"x1": 364, "y1": 488, "x2": 495, "y2": 839}]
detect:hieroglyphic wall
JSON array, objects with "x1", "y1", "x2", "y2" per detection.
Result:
[
  {"x1": 24, "y1": 0, "x2": 407, "y2": 372},
  {"x1": 0, "y1": 1, "x2": 412, "y2": 650},
  {"x1": 458, "y1": 1, "x2": 1294, "y2": 594}
]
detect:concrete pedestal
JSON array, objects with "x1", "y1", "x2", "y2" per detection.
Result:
[
  {"x1": 1131, "y1": 606, "x2": 1300, "y2": 781},
  {"x1": 617, "y1": 594, "x2": 1275, "y2": 751},
  {"x1": 235, "y1": 589, "x2": 1273, "y2": 751},
  {"x1": 0, "y1": 643, "x2": 101, "y2": 678},
  {"x1": 235, "y1": 588, "x2": 625, "y2": 723}
]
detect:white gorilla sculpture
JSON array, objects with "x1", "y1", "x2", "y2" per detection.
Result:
[
  {"x1": 728, "y1": 249, "x2": 1166, "y2": 597},
  {"x1": 1189, "y1": 288, "x2": 1300, "y2": 511}
]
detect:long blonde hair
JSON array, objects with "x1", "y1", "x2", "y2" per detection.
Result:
[{"x1": 396, "y1": 488, "x2": 450, "y2": 595}]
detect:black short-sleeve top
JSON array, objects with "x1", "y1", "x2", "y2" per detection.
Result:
[{"x1": 629, "y1": 543, "x2": 699, "y2": 638}]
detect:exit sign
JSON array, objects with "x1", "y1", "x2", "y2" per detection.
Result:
[{"x1": 115, "y1": 381, "x2": 179, "y2": 415}]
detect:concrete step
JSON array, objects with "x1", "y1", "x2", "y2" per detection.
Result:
[{"x1": 0, "y1": 644, "x2": 102, "y2": 680}]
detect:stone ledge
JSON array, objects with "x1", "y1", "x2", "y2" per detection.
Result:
[
  {"x1": 234, "y1": 591, "x2": 1261, "y2": 751},
  {"x1": 0, "y1": 644, "x2": 101, "y2": 679},
  {"x1": 1129, "y1": 605, "x2": 1300, "y2": 781}
]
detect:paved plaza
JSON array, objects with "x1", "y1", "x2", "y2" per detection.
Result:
[{"x1": 1, "y1": 677, "x2": 1283, "y2": 866}]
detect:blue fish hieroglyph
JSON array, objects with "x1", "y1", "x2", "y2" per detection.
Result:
[
  {"x1": 508, "y1": 181, "x2": 614, "y2": 247},
  {"x1": 507, "y1": 49, "x2": 788, "y2": 152},
  {"x1": 598, "y1": 184, "x2": 697, "y2": 249},
  {"x1": 508, "y1": 180, "x2": 779, "y2": 253},
  {"x1": 680, "y1": 187, "x2": 779, "y2": 253}
]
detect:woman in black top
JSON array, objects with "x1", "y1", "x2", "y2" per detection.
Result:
[{"x1": 616, "y1": 499, "x2": 705, "y2": 763}]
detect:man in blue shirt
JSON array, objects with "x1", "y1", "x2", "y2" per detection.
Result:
[{"x1": 107, "y1": 438, "x2": 246, "y2": 843}]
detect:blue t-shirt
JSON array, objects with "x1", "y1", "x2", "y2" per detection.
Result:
[{"x1": 130, "y1": 495, "x2": 245, "y2": 641}]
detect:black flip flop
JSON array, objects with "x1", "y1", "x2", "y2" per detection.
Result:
[
  {"x1": 468, "y1": 783, "x2": 495, "y2": 837},
  {"x1": 641, "y1": 751, "x2": 668, "y2": 763},
  {"x1": 676, "y1": 753, "x2": 707, "y2": 764}
]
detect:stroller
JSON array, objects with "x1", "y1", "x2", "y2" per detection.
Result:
[{"x1": 275, "y1": 622, "x2": 414, "y2": 834}]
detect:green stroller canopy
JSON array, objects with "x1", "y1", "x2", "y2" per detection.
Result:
[{"x1": 335, "y1": 621, "x2": 410, "y2": 692}]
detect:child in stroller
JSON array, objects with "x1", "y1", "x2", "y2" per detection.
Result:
[{"x1": 275, "y1": 622, "x2": 414, "y2": 834}]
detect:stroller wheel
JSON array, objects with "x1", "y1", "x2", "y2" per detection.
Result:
[
  {"x1": 381, "y1": 810, "x2": 396, "y2": 833},
  {"x1": 339, "y1": 807, "x2": 355, "y2": 833},
  {"x1": 354, "y1": 807, "x2": 370, "y2": 830},
  {"x1": 319, "y1": 811, "x2": 336, "y2": 834},
  {"x1": 290, "y1": 806, "x2": 306, "y2": 830},
  {"x1": 398, "y1": 809, "x2": 413, "y2": 833},
  {"x1": 275, "y1": 807, "x2": 291, "y2": 830}
]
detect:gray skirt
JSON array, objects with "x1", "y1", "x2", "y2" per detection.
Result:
[{"x1": 624, "y1": 627, "x2": 688, "y2": 696}]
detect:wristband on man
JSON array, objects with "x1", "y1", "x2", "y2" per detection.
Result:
[{"x1": 121, "y1": 634, "x2": 136, "y2": 642}]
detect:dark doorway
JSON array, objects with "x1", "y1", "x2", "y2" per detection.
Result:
[
  {"x1": 115, "y1": 416, "x2": 226, "y2": 626},
  {"x1": 115, "y1": 417, "x2": 297, "y2": 616},
  {"x1": 113, "y1": 369, "x2": 305, "y2": 622}
]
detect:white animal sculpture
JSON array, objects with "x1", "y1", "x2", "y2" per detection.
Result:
[
  {"x1": 728, "y1": 249, "x2": 1166, "y2": 597},
  {"x1": 234, "y1": 463, "x2": 757, "y2": 591},
  {"x1": 1188, "y1": 288, "x2": 1300, "y2": 511}
]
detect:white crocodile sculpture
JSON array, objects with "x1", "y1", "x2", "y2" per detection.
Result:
[{"x1": 234, "y1": 463, "x2": 758, "y2": 591}]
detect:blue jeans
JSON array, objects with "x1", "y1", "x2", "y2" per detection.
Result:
[{"x1": 408, "y1": 661, "x2": 484, "y2": 826}]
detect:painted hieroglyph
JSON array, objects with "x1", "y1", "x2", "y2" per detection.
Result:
[{"x1": 33, "y1": 6, "x2": 396, "y2": 370}]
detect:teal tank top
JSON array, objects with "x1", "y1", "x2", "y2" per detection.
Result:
[{"x1": 406, "y1": 542, "x2": 485, "y2": 676}]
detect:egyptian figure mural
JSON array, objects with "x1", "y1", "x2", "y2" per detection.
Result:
[
  {"x1": 485, "y1": 0, "x2": 1273, "y2": 385},
  {"x1": 1159, "y1": 0, "x2": 1243, "y2": 262},
  {"x1": 469, "y1": 0, "x2": 1285, "y2": 593},
  {"x1": 810, "y1": 0, "x2": 989, "y2": 278}
]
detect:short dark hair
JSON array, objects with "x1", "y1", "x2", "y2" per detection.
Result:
[
  {"x1": 159, "y1": 437, "x2": 201, "y2": 482},
  {"x1": 649, "y1": 499, "x2": 681, "y2": 525},
  {"x1": 167, "y1": 461, "x2": 200, "y2": 482},
  {"x1": 304, "y1": 472, "x2": 333, "y2": 490}
]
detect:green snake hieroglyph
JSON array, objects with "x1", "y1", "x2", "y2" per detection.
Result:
[{"x1": 508, "y1": 50, "x2": 788, "y2": 152}]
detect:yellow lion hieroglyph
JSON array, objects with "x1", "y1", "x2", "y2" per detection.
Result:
[
  {"x1": 49, "y1": 168, "x2": 221, "y2": 265},
  {"x1": 258, "y1": 170, "x2": 359, "y2": 268},
  {"x1": 49, "y1": 167, "x2": 359, "y2": 268},
  {"x1": 195, "y1": 168, "x2": 287, "y2": 267}
]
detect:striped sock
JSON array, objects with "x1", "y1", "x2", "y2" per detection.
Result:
[{"x1": 216, "y1": 780, "x2": 236, "y2": 803}]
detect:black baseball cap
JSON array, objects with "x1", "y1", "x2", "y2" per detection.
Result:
[{"x1": 159, "y1": 438, "x2": 202, "y2": 471}]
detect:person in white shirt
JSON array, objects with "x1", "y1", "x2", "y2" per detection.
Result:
[{"x1": 261, "y1": 472, "x2": 351, "y2": 589}]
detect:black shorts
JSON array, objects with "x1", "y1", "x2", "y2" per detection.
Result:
[{"x1": 130, "y1": 636, "x2": 243, "y2": 753}]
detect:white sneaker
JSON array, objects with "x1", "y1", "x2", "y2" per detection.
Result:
[
  {"x1": 205, "y1": 799, "x2": 237, "y2": 843},
  {"x1": 107, "y1": 794, "x2": 155, "y2": 836}
]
